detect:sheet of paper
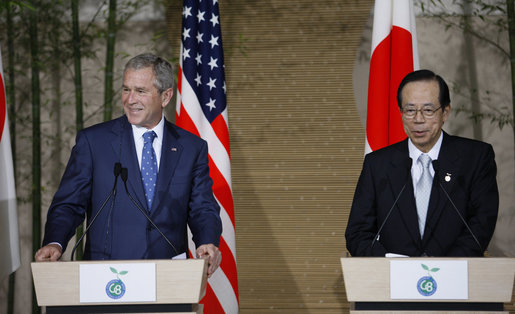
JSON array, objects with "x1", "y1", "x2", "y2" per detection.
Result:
[
  {"x1": 390, "y1": 260, "x2": 468, "y2": 299},
  {"x1": 80, "y1": 263, "x2": 156, "y2": 303}
]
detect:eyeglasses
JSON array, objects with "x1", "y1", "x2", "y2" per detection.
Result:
[{"x1": 401, "y1": 106, "x2": 442, "y2": 118}]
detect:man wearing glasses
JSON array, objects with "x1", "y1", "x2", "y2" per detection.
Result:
[{"x1": 345, "y1": 69, "x2": 499, "y2": 257}]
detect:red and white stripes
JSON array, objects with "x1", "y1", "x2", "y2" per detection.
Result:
[
  {"x1": 365, "y1": 0, "x2": 419, "y2": 153},
  {"x1": 176, "y1": 64, "x2": 239, "y2": 313}
]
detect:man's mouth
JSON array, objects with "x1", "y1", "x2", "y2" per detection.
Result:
[
  {"x1": 127, "y1": 106, "x2": 144, "y2": 112},
  {"x1": 412, "y1": 130, "x2": 426, "y2": 136}
]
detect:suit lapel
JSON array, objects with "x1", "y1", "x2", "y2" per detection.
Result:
[
  {"x1": 423, "y1": 132, "x2": 460, "y2": 242},
  {"x1": 387, "y1": 140, "x2": 421, "y2": 246},
  {"x1": 151, "y1": 120, "x2": 183, "y2": 212},
  {"x1": 112, "y1": 116, "x2": 147, "y2": 211}
]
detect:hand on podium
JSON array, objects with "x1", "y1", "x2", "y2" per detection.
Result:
[
  {"x1": 35, "y1": 243, "x2": 62, "y2": 262},
  {"x1": 196, "y1": 244, "x2": 221, "y2": 278}
]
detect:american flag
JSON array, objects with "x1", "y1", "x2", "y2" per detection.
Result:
[
  {"x1": 365, "y1": 0, "x2": 419, "y2": 153},
  {"x1": 175, "y1": 0, "x2": 239, "y2": 313}
]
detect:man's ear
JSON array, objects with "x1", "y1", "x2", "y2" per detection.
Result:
[
  {"x1": 161, "y1": 88, "x2": 174, "y2": 108},
  {"x1": 442, "y1": 103, "x2": 451, "y2": 123}
]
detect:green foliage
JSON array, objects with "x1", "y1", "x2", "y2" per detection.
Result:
[
  {"x1": 450, "y1": 81, "x2": 514, "y2": 129},
  {"x1": 415, "y1": 0, "x2": 514, "y2": 133},
  {"x1": 0, "y1": 1, "x2": 35, "y2": 12},
  {"x1": 0, "y1": 0, "x2": 166, "y2": 192},
  {"x1": 417, "y1": 0, "x2": 509, "y2": 57}
]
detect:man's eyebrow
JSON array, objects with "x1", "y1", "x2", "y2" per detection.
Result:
[
  {"x1": 121, "y1": 84, "x2": 148, "y2": 91},
  {"x1": 403, "y1": 102, "x2": 435, "y2": 107}
]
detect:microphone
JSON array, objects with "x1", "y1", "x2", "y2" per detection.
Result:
[
  {"x1": 432, "y1": 160, "x2": 482, "y2": 252},
  {"x1": 371, "y1": 158, "x2": 413, "y2": 250},
  {"x1": 120, "y1": 167, "x2": 180, "y2": 256},
  {"x1": 71, "y1": 162, "x2": 122, "y2": 261}
]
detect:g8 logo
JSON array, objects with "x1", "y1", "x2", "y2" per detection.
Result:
[
  {"x1": 106, "y1": 279, "x2": 126, "y2": 299},
  {"x1": 417, "y1": 276, "x2": 437, "y2": 296}
]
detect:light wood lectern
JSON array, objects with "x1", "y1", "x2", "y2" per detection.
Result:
[
  {"x1": 341, "y1": 257, "x2": 515, "y2": 313},
  {"x1": 32, "y1": 259, "x2": 207, "y2": 314}
]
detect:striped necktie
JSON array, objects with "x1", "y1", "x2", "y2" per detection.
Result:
[{"x1": 416, "y1": 154, "x2": 433, "y2": 238}]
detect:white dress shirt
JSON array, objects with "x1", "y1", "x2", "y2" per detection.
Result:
[{"x1": 131, "y1": 116, "x2": 165, "y2": 170}]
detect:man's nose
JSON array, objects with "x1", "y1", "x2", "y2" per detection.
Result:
[
  {"x1": 413, "y1": 110, "x2": 426, "y2": 122},
  {"x1": 126, "y1": 91, "x2": 135, "y2": 103}
]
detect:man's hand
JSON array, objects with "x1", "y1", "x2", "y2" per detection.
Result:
[
  {"x1": 35, "y1": 244, "x2": 62, "y2": 262},
  {"x1": 196, "y1": 244, "x2": 221, "y2": 278}
]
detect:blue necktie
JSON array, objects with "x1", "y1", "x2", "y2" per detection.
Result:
[
  {"x1": 141, "y1": 131, "x2": 157, "y2": 210},
  {"x1": 416, "y1": 154, "x2": 433, "y2": 238}
]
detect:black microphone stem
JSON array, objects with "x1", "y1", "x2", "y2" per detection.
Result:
[
  {"x1": 437, "y1": 182, "x2": 482, "y2": 251},
  {"x1": 370, "y1": 158, "x2": 412, "y2": 250},
  {"x1": 371, "y1": 184, "x2": 407, "y2": 249},
  {"x1": 432, "y1": 160, "x2": 482, "y2": 252},
  {"x1": 120, "y1": 168, "x2": 179, "y2": 256},
  {"x1": 70, "y1": 163, "x2": 122, "y2": 261}
]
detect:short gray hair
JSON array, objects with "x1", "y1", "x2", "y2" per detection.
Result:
[{"x1": 123, "y1": 53, "x2": 174, "y2": 94}]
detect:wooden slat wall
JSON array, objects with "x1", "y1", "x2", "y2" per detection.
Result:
[{"x1": 168, "y1": 0, "x2": 373, "y2": 312}]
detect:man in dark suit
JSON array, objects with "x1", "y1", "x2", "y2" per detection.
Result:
[
  {"x1": 345, "y1": 69, "x2": 498, "y2": 257},
  {"x1": 35, "y1": 53, "x2": 222, "y2": 276}
]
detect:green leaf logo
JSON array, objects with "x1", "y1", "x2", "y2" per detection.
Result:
[
  {"x1": 421, "y1": 264, "x2": 439, "y2": 278},
  {"x1": 109, "y1": 267, "x2": 129, "y2": 280}
]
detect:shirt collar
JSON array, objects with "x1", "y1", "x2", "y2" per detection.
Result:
[
  {"x1": 131, "y1": 115, "x2": 165, "y2": 141},
  {"x1": 408, "y1": 130, "x2": 443, "y2": 163}
]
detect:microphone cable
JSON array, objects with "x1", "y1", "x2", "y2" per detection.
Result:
[
  {"x1": 70, "y1": 162, "x2": 122, "y2": 261},
  {"x1": 120, "y1": 167, "x2": 180, "y2": 256}
]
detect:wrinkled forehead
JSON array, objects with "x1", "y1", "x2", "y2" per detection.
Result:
[{"x1": 122, "y1": 68, "x2": 158, "y2": 90}]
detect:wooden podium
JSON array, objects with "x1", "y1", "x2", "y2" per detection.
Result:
[
  {"x1": 32, "y1": 259, "x2": 207, "y2": 314},
  {"x1": 341, "y1": 257, "x2": 515, "y2": 313}
]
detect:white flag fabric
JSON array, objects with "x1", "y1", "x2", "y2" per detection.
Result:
[{"x1": 0, "y1": 45, "x2": 20, "y2": 280}]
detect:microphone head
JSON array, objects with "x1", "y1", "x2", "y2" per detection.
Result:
[
  {"x1": 114, "y1": 162, "x2": 122, "y2": 176},
  {"x1": 121, "y1": 168, "x2": 128, "y2": 182}
]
